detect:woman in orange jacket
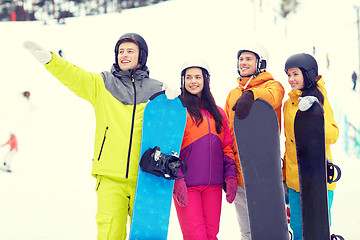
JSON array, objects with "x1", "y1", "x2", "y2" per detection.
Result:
[
  {"x1": 224, "y1": 43, "x2": 285, "y2": 239},
  {"x1": 283, "y1": 53, "x2": 339, "y2": 240}
]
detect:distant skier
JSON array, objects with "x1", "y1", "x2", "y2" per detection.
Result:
[
  {"x1": 57, "y1": 17, "x2": 66, "y2": 24},
  {"x1": 224, "y1": 42, "x2": 285, "y2": 240},
  {"x1": 173, "y1": 59, "x2": 237, "y2": 239},
  {"x1": 10, "y1": 11, "x2": 16, "y2": 21},
  {"x1": 1, "y1": 133, "x2": 18, "y2": 172},
  {"x1": 20, "y1": 90, "x2": 37, "y2": 111},
  {"x1": 352, "y1": 71, "x2": 357, "y2": 91},
  {"x1": 283, "y1": 53, "x2": 339, "y2": 240},
  {"x1": 326, "y1": 53, "x2": 330, "y2": 69},
  {"x1": 24, "y1": 33, "x2": 180, "y2": 239},
  {"x1": 23, "y1": 91, "x2": 30, "y2": 100}
]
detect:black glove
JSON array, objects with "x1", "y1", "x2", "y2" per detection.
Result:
[{"x1": 232, "y1": 91, "x2": 254, "y2": 120}]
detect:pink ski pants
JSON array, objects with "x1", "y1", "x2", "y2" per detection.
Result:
[{"x1": 174, "y1": 185, "x2": 222, "y2": 240}]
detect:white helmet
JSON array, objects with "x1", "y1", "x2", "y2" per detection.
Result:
[
  {"x1": 180, "y1": 58, "x2": 210, "y2": 89},
  {"x1": 180, "y1": 58, "x2": 210, "y2": 76},
  {"x1": 237, "y1": 42, "x2": 269, "y2": 76}
]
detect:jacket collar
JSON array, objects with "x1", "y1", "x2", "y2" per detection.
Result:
[
  {"x1": 111, "y1": 64, "x2": 150, "y2": 81},
  {"x1": 237, "y1": 71, "x2": 274, "y2": 90}
]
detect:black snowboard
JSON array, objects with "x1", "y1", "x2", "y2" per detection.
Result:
[
  {"x1": 294, "y1": 101, "x2": 330, "y2": 240},
  {"x1": 234, "y1": 99, "x2": 289, "y2": 240}
]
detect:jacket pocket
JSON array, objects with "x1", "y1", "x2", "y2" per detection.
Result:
[
  {"x1": 97, "y1": 127, "x2": 109, "y2": 161},
  {"x1": 95, "y1": 212, "x2": 112, "y2": 239}
]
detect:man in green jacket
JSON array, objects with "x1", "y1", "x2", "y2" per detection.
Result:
[{"x1": 24, "y1": 33, "x2": 179, "y2": 240}]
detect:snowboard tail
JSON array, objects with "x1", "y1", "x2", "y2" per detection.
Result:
[
  {"x1": 234, "y1": 99, "x2": 289, "y2": 240},
  {"x1": 129, "y1": 93, "x2": 187, "y2": 240},
  {"x1": 294, "y1": 102, "x2": 330, "y2": 240}
]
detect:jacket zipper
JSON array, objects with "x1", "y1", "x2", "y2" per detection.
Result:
[
  {"x1": 97, "y1": 126, "x2": 108, "y2": 161},
  {"x1": 205, "y1": 112, "x2": 212, "y2": 185},
  {"x1": 125, "y1": 75, "x2": 137, "y2": 178}
]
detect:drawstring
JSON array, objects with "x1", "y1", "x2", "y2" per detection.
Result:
[{"x1": 241, "y1": 75, "x2": 254, "y2": 90}]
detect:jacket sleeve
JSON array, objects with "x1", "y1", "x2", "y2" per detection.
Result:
[
  {"x1": 282, "y1": 154, "x2": 286, "y2": 181},
  {"x1": 2, "y1": 139, "x2": 10, "y2": 146},
  {"x1": 44, "y1": 52, "x2": 104, "y2": 105},
  {"x1": 224, "y1": 93, "x2": 233, "y2": 123},
  {"x1": 323, "y1": 97, "x2": 339, "y2": 145},
  {"x1": 252, "y1": 80, "x2": 285, "y2": 110},
  {"x1": 220, "y1": 109, "x2": 237, "y2": 179},
  {"x1": 224, "y1": 90, "x2": 237, "y2": 132}
]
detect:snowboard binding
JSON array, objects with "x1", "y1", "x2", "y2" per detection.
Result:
[
  {"x1": 331, "y1": 234, "x2": 345, "y2": 240},
  {"x1": 140, "y1": 146, "x2": 188, "y2": 180},
  {"x1": 327, "y1": 159, "x2": 342, "y2": 184}
]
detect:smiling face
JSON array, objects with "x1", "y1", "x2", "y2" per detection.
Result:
[
  {"x1": 184, "y1": 67, "x2": 204, "y2": 98},
  {"x1": 287, "y1": 67, "x2": 304, "y2": 90},
  {"x1": 117, "y1": 41, "x2": 140, "y2": 71},
  {"x1": 238, "y1": 51, "x2": 257, "y2": 77}
]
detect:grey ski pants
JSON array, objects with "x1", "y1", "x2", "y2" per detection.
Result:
[{"x1": 234, "y1": 186, "x2": 251, "y2": 240}]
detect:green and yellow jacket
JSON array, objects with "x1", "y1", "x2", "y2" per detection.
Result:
[{"x1": 45, "y1": 53, "x2": 163, "y2": 181}]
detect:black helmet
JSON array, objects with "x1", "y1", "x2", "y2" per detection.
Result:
[
  {"x1": 284, "y1": 53, "x2": 318, "y2": 89},
  {"x1": 114, "y1": 33, "x2": 148, "y2": 71}
]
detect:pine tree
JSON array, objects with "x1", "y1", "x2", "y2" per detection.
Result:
[{"x1": 280, "y1": 0, "x2": 299, "y2": 18}]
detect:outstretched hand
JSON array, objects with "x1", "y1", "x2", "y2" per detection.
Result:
[{"x1": 23, "y1": 41, "x2": 52, "y2": 64}]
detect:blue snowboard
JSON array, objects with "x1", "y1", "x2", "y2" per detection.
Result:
[{"x1": 129, "y1": 92, "x2": 187, "y2": 240}]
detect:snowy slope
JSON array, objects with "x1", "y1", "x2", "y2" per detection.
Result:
[{"x1": 0, "y1": 0, "x2": 360, "y2": 239}]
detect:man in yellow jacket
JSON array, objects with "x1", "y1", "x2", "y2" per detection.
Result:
[
  {"x1": 224, "y1": 42, "x2": 285, "y2": 240},
  {"x1": 24, "y1": 33, "x2": 179, "y2": 240}
]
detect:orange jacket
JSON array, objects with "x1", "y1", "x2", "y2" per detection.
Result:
[
  {"x1": 180, "y1": 107, "x2": 236, "y2": 187},
  {"x1": 224, "y1": 72, "x2": 285, "y2": 186}
]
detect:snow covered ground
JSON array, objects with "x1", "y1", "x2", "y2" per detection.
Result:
[{"x1": 0, "y1": 0, "x2": 360, "y2": 239}]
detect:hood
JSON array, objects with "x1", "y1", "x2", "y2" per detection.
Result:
[
  {"x1": 315, "y1": 75, "x2": 327, "y2": 97},
  {"x1": 111, "y1": 64, "x2": 150, "y2": 81}
]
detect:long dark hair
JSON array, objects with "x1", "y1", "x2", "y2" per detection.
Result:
[
  {"x1": 300, "y1": 69, "x2": 324, "y2": 105},
  {"x1": 181, "y1": 68, "x2": 224, "y2": 134}
]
